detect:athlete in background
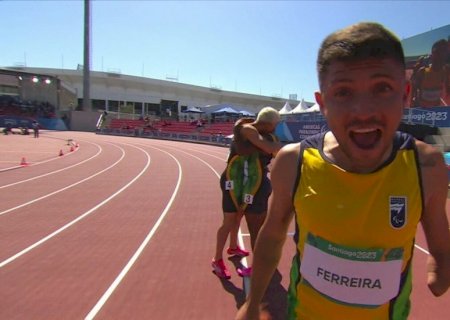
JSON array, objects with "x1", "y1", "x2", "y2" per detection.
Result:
[
  {"x1": 212, "y1": 107, "x2": 281, "y2": 279},
  {"x1": 412, "y1": 39, "x2": 448, "y2": 107}
]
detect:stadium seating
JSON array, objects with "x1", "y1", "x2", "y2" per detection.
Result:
[
  {"x1": 200, "y1": 122, "x2": 234, "y2": 136},
  {"x1": 109, "y1": 118, "x2": 235, "y2": 136}
]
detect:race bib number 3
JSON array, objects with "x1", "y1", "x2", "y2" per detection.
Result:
[
  {"x1": 300, "y1": 234, "x2": 403, "y2": 306},
  {"x1": 243, "y1": 194, "x2": 254, "y2": 204}
]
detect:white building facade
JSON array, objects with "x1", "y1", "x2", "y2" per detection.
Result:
[{"x1": 3, "y1": 67, "x2": 300, "y2": 119}]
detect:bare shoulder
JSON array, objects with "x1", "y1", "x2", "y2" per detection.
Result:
[
  {"x1": 415, "y1": 140, "x2": 446, "y2": 171},
  {"x1": 240, "y1": 123, "x2": 258, "y2": 134},
  {"x1": 274, "y1": 143, "x2": 301, "y2": 165},
  {"x1": 269, "y1": 143, "x2": 301, "y2": 216},
  {"x1": 415, "y1": 140, "x2": 447, "y2": 203}
]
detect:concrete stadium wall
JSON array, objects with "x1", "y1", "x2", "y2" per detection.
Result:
[{"x1": 70, "y1": 110, "x2": 100, "y2": 132}]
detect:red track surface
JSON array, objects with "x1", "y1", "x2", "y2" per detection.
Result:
[{"x1": 0, "y1": 131, "x2": 449, "y2": 319}]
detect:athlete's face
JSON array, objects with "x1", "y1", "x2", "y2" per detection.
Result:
[
  {"x1": 315, "y1": 58, "x2": 410, "y2": 171},
  {"x1": 258, "y1": 120, "x2": 279, "y2": 134}
]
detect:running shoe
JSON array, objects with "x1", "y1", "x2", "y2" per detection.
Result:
[
  {"x1": 227, "y1": 246, "x2": 250, "y2": 257},
  {"x1": 237, "y1": 266, "x2": 252, "y2": 277},
  {"x1": 212, "y1": 259, "x2": 231, "y2": 279}
]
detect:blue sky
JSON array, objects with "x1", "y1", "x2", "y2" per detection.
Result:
[{"x1": 1, "y1": 0, "x2": 449, "y2": 103}]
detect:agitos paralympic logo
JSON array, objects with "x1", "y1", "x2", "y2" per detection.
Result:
[{"x1": 389, "y1": 196, "x2": 407, "y2": 229}]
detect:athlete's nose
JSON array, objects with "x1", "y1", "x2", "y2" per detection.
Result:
[{"x1": 350, "y1": 94, "x2": 378, "y2": 120}]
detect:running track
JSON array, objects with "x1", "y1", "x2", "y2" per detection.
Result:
[{"x1": 0, "y1": 131, "x2": 448, "y2": 319}]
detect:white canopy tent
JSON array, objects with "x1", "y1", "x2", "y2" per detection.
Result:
[
  {"x1": 307, "y1": 103, "x2": 321, "y2": 112},
  {"x1": 184, "y1": 106, "x2": 204, "y2": 113},
  {"x1": 279, "y1": 101, "x2": 292, "y2": 115},
  {"x1": 290, "y1": 99, "x2": 309, "y2": 113}
]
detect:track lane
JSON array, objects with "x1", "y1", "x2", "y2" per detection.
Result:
[
  {"x1": 0, "y1": 142, "x2": 149, "y2": 265},
  {"x1": 0, "y1": 139, "x2": 101, "y2": 187},
  {"x1": 91, "y1": 143, "x2": 242, "y2": 320},
  {"x1": 0, "y1": 133, "x2": 76, "y2": 171},
  {"x1": 0, "y1": 142, "x2": 120, "y2": 215},
  {"x1": 0, "y1": 143, "x2": 177, "y2": 319}
]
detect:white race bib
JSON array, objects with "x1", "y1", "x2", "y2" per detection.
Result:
[
  {"x1": 225, "y1": 180, "x2": 234, "y2": 190},
  {"x1": 243, "y1": 193, "x2": 254, "y2": 204},
  {"x1": 300, "y1": 234, "x2": 403, "y2": 306}
]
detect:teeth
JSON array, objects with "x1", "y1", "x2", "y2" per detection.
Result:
[{"x1": 352, "y1": 128, "x2": 377, "y2": 133}]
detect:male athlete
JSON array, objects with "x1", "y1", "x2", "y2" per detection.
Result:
[{"x1": 236, "y1": 22, "x2": 450, "y2": 319}]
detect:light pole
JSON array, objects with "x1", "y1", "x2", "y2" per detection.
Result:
[{"x1": 83, "y1": 0, "x2": 92, "y2": 111}]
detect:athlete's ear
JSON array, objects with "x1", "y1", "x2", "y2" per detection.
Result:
[
  {"x1": 403, "y1": 81, "x2": 411, "y2": 107},
  {"x1": 315, "y1": 91, "x2": 327, "y2": 116}
]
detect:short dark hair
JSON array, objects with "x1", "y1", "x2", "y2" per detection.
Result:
[{"x1": 317, "y1": 22, "x2": 405, "y2": 88}]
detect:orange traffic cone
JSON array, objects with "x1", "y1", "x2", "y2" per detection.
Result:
[
  {"x1": 20, "y1": 157, "x2": 28, "y2": 166},
  {"x1": 59, "y1": 149, "x2": 64, "y2": 156}
]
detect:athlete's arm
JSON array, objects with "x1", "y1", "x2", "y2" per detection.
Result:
[
  {"x1": 236, "y1": 143, "x2": 298, "y2": 320},
  {"x1": 411, "y1": 67, "x2": 424, "y2": 106},
  {"x1": 444, "y1": 65, "x2": 450, "y2": 105},
  {"x1": 241, "y1": 125, "x2": 281, "y2": 155},
  {"x1": 417, "y1": 140, "x2": 450, "y2": 297}
]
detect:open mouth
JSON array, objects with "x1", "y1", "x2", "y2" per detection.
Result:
[{"x1": 349, "y1": 128, "x2": 382, "y2": 150}]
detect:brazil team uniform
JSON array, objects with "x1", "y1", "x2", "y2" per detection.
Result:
[
  {"x1": 288, "y1": 132, "x2": 422, "y2": 320},
  {"x1": 416, "y1": 66, "x2": 446, "y2": 107},
  {"x1": 220, "y1": 126, "x2": 276, "y2": 214}
]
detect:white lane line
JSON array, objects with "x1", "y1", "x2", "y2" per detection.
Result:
[
  {"x1": 183, "y1": 149, "x2": 226, "y2": 162},
  {"x1": 0, "y1": 143, "x2": 123, "y2": 217},
  {"x1": 172, "y1": 145, "x2": 228, "y2": 161},
  {"x1": 84, "y1": 146, "x2": 182, "y2": 320},
  {"x1": 0, "y1": 140, "x2": 80, "y2": 173},
  {"x1": 0, "y1": 144, "x2": 150, "y2": 268},
  {"x1": 155, "y1": 144, "x2": 251, "y2": 294},
  {"x1": 414, "y1": 244, "x2": 429, "y2": 255},
  {"x1": 0, "y1": 140, "x2": 102, "y2": 188}
]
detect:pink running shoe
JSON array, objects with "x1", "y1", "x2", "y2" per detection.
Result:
[
  {"x1": 227, "y1": 246, "x2": 250, "y2": 257},
  {"x1": 212, "y1": 259, "x2": 231, "y2": 279},
  {"x1": 237, "y1": 266, "x2": 252, "y2": 277}
]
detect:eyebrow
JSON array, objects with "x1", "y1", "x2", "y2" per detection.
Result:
[{"x1": 329, "y1": 72, "x2": 396, "y2": 84}]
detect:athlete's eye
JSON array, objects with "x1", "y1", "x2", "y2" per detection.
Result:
[
  {"x1": 374, "y1": 82, "x2": 393, "y2": 94},
  {"x1": 334, "y1": 87, "x2": 352, "y2": 99}
]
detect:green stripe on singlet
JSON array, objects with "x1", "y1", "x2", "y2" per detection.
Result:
[
  {"x1": 226, "y1": 153, "x2": 262, "y2": 210},
  {"x1": 287, "y1": 255, "x2": 300, "y2": 320}
]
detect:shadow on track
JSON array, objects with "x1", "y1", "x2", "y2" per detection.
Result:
[{"x1": 226, "y1": 256, "x2": 287, "y2": 319}]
